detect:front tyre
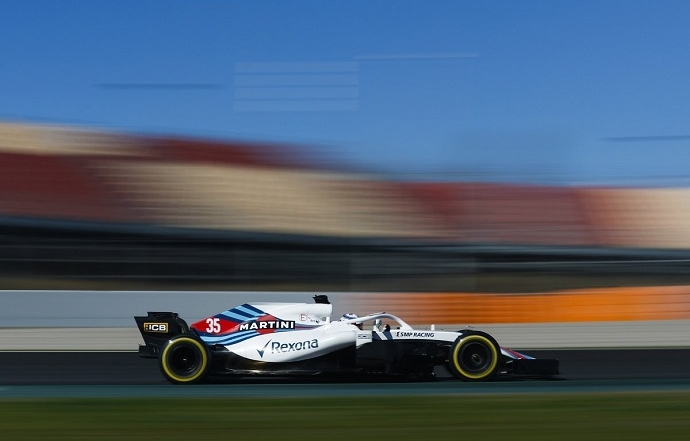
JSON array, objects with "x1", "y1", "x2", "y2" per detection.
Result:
[
  {"x1": 159, "y1": 335, "x2": 211, "y2": 384},
  {"x1": 447, "y1": 331, "x2": 500, "y2": 382}
]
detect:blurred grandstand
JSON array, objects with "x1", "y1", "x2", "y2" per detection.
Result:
[{"x1": 3, "y1": 121, "x2": 690, "y2": 291}]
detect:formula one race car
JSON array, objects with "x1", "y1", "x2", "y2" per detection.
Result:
[{"x1": 135, "y1": 295, "x2": 559, "y2": 384}]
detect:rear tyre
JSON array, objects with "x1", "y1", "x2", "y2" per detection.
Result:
[
  {"x1": 447, "y1": 331, "x2": 500, "y2": 382},
  {"x1": 159, "y1": 335, "x2": 211, "y2": 384}
]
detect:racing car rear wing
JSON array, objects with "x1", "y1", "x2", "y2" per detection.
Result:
[{"x1": 134, "y1": 312, "x2": 190, "y2": 358}]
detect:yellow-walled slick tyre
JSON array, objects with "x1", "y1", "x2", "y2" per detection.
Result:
[
  {"x1": 159, "y1": 335, "x2": 211, "y2": 384},
  {"x1": 448, "y1": 331, "x2": 500, "y2": 382}
]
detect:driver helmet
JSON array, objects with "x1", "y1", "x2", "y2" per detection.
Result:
[{"x1": 342, "y1": 313, "x2": 363, "y2": 329}]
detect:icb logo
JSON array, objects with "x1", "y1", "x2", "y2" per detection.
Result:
[{"x1": 144, "y1": 323, "x2": 168, "y2": 333}]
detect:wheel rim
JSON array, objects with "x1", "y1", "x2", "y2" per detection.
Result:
[
  {"x1": 168, "y1": 343, "x2": 202, "y2": 377},
  {"x1": 460, "y1": 341, "x2": 492, "y2": 373}
]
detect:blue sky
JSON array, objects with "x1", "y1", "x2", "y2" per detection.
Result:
[{"x1": 2, "y1": 1, "x2": 690, "y2": 185}]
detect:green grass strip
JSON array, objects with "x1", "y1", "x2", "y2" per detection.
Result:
[{"x1": 3, "y1": 392, "x2": 690, "y2": 440}]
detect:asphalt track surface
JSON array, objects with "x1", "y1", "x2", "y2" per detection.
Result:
[{"x1": 1, "y1": 349, "x2": 690, "y2": 398}]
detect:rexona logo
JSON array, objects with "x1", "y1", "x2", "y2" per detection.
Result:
[
  {"x1": 239, "y1": 320, "x2": 295, "y2": 331},
  {"x1": 257, "y1": 339, "x2": 319, "y2": 358},
  {"x1": 143, "y1": 323, "x2": 168, "y2": 333}
]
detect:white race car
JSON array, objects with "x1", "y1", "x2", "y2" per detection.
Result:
[{"x1": 135, "y1": 295, "x2": 559, "y2": 384}]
